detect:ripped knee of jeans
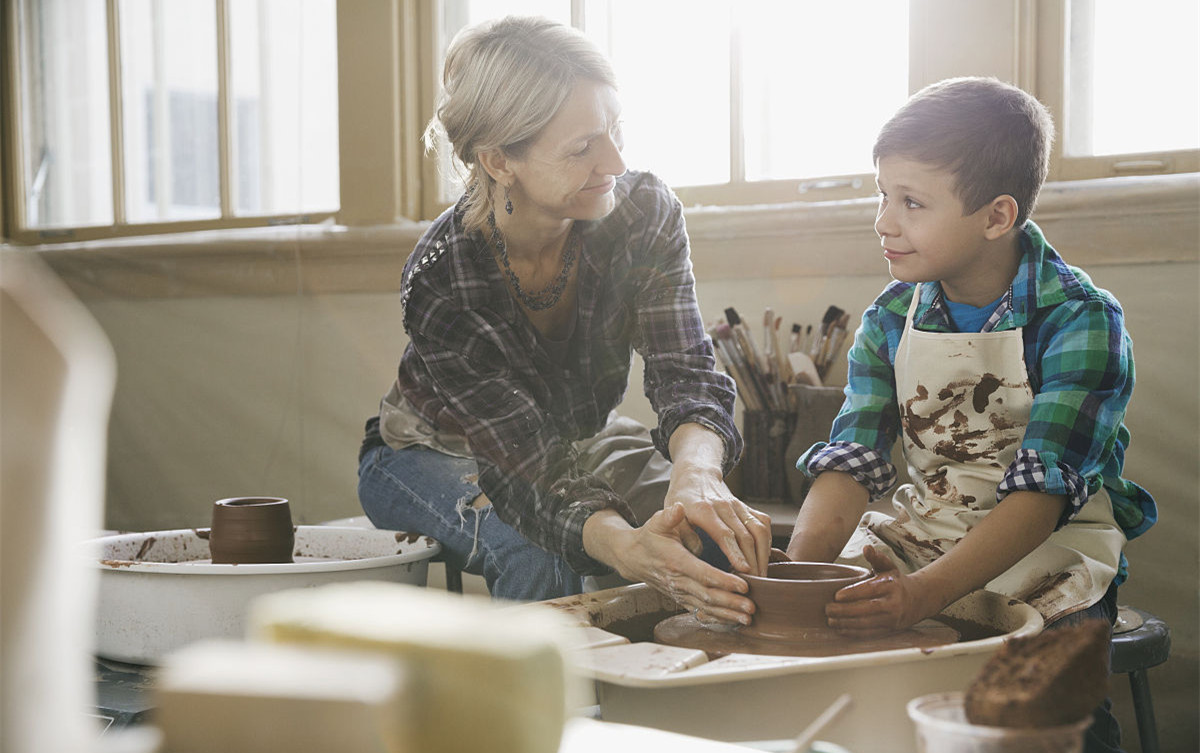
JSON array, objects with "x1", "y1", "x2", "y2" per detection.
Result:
[{"x1": 454, "y1": 494, "x2": 489, "y2": 563}]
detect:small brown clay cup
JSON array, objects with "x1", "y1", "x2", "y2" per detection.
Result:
[
  {"x1": 740, "y1": 561, "x2": 871, "y2": 640},
  {"x1": 209, "y1": 496, "x2": 294, "y2": 564}
]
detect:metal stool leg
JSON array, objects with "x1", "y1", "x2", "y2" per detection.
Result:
[
  {"x1": 1127, "y1": 668, "x2": 1160, "y2": 753},
  {"x1": 443, "y1": 563, "x2": 464, "y2": 594}
]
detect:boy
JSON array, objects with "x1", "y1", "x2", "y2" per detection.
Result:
[{"x1": 787, "y1": 78, "x2": 1155, "y2": 751}]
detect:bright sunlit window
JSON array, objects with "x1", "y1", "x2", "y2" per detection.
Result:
[
  {"x1": 438, "y1": 0, "x2": 909, "y2": 199},
  {"x1": 1067, "y1": 0, "x2": 1199, "y2": 157},
  {"x1": 16, "y1": 0, "x2": 114, "y2": 229},
  {"x1": 11, "y1": 0, "x2": 338, "y2": 238}
]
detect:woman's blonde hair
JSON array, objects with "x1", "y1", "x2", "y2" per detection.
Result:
[{"x1": 424, "y1": 16, "x2": 616, "y2": 234}]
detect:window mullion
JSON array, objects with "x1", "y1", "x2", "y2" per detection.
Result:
[
  {"x1": 150, "y1": 0, "x2": 170, "y2": 217},
  {"x1": 728, "y1": 4, "x2": 744, "y2": 186},
  {"x1": 6, "y1": 0, "x2": 29, "y2": 233},
  {"x1": 215, "y1": 0, "x2": 233, "y2": 217},
  {"x1": 106, "y1": 0, "x2": 126, "y2": 226}
]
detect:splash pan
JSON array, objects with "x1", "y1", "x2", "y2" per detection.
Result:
[
  {"x1": 91, "y1": 526, "x2": 440, "y2": 663},
  {"x1": 537, "y1": 585, "x2": 1043, "y2": 753}
]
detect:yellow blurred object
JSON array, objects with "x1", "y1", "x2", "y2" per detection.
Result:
[
  {"x1": 249, "y1": 581, "x2": 580, "y2": 753},
  {"x1": 156, "y1": 640, "x2": 410, "y2": 753}
]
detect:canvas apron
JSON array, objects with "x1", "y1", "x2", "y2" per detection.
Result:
[{"x1": 838, "y1": 285, "x2": 1126, "y2": 623}]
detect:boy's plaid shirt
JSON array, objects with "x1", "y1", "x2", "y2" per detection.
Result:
[{"x1": 801, "y1": 221, "x2": 1156, "y2": 581}]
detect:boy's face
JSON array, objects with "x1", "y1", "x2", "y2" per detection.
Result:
[{"x1": 874, "y1": 156, "x2": 1011, "y2": 305}]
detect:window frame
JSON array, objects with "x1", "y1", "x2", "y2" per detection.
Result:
[
  {"x1": 0, "y1": 0, "x2": 337, "y2": 245},
  {"x1": 2, "y1": 0, "x2": 1196, "y2": 245},
  {"x1": 414, "y1": 0, "x2": 1199, "y2": 220},
  {"x1": 1036, "y1": 0, "x2": 1199, "y2": 182}
]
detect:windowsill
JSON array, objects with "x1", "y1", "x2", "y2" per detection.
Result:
[{"x1": 19, "y1": 172, "x2": 1200, "y2": 300}]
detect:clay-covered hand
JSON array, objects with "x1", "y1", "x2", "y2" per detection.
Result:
[
  {"x1": 662, "y1": 471, "x2": 773, "y2": 577},
  {"x1": 825, "y1": 545, "x2": 933, "y2": 638},
  {"x1": 618, "y1": 503, "x2": 757, "y2": 626}
]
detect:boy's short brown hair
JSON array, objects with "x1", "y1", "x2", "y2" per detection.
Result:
[{"x1": 873, "y1": 77, "x2": 1054, "y2": 228}]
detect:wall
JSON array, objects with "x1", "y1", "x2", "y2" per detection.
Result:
[{"x1": 35, "y1": 173, "x2": 1199, "y2": 752}]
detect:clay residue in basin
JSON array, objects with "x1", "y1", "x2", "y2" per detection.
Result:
[
  {"x1": 134, "y1": 536, "x2": 157, "y2": 561},
  {"x1": 100, "y1": 559, "x2": 136, "y2": 568}
]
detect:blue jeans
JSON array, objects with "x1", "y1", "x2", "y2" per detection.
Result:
[
  {"x1": 1046, "y1": 582, "x2": 1124, "y2": 753},
  {"x1": 358, "y1": 443, "x2": 584, "y2": 601}
]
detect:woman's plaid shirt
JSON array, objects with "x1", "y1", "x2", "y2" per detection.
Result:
[{"x1": 392, "y1": 171, "x2": 740, "y2": 575}]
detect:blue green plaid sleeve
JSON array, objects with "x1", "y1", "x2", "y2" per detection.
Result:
[
  {"x1": 831, "y1": 289, "x2": 907, "y2": 455},
  {"x1": 799, "y1": 285, "x2": 908, "y2": 500},
  {"x1": 1016, "y1": 292, "x2": 1152, "y2": 535}
]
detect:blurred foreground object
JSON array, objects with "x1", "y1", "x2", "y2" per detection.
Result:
[
  {"x1": 155, "y1": 640, "x2": 409, "y2": 753},
  {"x1": 249, "y1": 581, "x2": 580, "y2": 753},
  {"x1": 1, "y1": 249, "x2": 117, "y2": 753}
]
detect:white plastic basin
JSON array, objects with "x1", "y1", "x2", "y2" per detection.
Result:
[{"x1": 92, "y1": 525, "x2": 440, "y2": 663}]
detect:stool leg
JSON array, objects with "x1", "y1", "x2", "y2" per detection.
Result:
[
  {"x1": 444, "y1": 564, "x2": 464, "y2": 594},
  {"x1": 1128, "y1": 669, "x2": 1160, "y2": 753}
]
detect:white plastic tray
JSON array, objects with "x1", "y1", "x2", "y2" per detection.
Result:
[{"x1": 92, "y1": 525, "x2": 440, "y2": 663}]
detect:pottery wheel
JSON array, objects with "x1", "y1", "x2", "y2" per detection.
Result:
[{"x1": 653, "y1": 613, "x2": 960, "y2": 658}]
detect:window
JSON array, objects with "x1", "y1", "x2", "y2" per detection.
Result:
[
  {"x1": 6, "y1": 0, "x2": 338, "y2": 242},
  {"x1": 436, "y1": 0, "x2": 909, "y2": 205},
  {"x1": 5, "y1": 0, "x2": 1197, "y2": 242},
  {"x1": 1064, "y1": 0, "x2": 1198, "y2": 164},
  {"x1": 15, "y1": 0, "x2": 114, "y2": 231}
]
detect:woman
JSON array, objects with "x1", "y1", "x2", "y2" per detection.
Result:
[{"x1": 357, "y1": 16, "x2": 768, "y2": 624}]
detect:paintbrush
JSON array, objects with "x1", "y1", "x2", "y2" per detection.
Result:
[
  {"x1": 762, "y1": 309, "x2": 795, "y2": 392},
  {"x1": 725, "y1": 307, "x2": 767, "y2": 374},
  {"x1": 816, "y1": 311, "x2": 853, "y2": 379},
  {"x1": 761, "y1": 308, "x2": 778, "y2": 384},
  {"x1": 723, "y1": 312, "x2": 784, "y2": 412},
  {"x1": 810, "y1": 305, "x2": 845, "y2": 362},
  {"x1": 714, "y1": 322, "x2": 768, "y2": 411},
  {"x1": 772, "y1": 315, "x2": 793, "y2": 383},
  {"x1": 709, "y1": 323, "x2": 760, "y2": 412},
  {"x1": 820, "y1": 312, "x2": 853, "y2": 378}
]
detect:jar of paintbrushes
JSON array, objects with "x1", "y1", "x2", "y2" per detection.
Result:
[{"x1": 711, "y1": 304, "x2": 851, "y2": 505}]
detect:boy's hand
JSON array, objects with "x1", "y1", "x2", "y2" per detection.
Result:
[{"x1": 825, "y1": 545, "x2": 933, "y2": 637}]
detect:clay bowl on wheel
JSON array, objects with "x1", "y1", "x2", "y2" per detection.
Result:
[
  {"x1": 209, "y1": 496, "x2": 294, "y2": 564},
  {"x1": 739, "y1": 561, "x2": 872, "y2": 641}
]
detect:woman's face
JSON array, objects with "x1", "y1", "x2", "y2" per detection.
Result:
[{"x1": 506, "y1": 79, "x2": 627, "y2": 223}]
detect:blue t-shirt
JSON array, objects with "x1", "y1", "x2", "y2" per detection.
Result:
[{"x1": 946, "y1": 293, "x2": 1005, "y2": 332}]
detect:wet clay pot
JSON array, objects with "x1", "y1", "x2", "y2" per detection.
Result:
[
  {"x1": 740, "y1": 561, "x2": 871, "y2": 640},
  {"x1": 209, "y1": 497, "x2": 294, "y2": 564}
]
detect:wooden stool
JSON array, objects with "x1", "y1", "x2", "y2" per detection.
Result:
[{"x1": 1111, "y1": 606, "x2": 1171, "y2": 753}]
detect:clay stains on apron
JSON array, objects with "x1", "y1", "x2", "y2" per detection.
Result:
[
  {"x1": 1016, "y1": 564, "x2": 1094, "y2": 619},
  {"x1": 906, "y1": 374, "x2": 1027, "y2": 463},
  {"x1": 875, "y1": 524, "x2": 955, "y2": 569},
  {"x1": 971, "y1": 373, "x2": 1003, "y2": 413},
  {"x1": 922, "y1": 468, "x2": 979, "y2": 509},
  {"x1": 902, "y1": 385, "x2": 960, "y2": 449}
]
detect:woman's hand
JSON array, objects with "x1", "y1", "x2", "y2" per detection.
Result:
[
  {"x1": 583, "y1": 505, "x2": 756, "y2": 625},
  {"x1": 663, "y1": 471, "x2": 773, "y2": 577},
  {"x1": 825, "y1": 545, "x2": 935, "y2": 638},
  {"x1": 665, "y1": 423, "x2": 773, "y2": 577}
]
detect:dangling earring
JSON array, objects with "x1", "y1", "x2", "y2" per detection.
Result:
[{"x1": 504, "y1": 185, "x2": 514, "y2": 215}]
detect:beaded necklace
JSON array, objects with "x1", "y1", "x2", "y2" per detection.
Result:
[{"x1": 486, "y1": 210, "x2": 579, "y2": 311}]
